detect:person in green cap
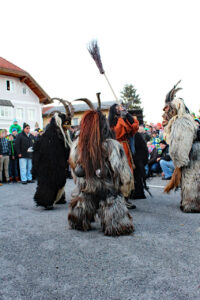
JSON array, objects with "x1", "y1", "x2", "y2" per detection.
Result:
[{"x1": 9, "y1": 119, "x2": 22, "y2": 134}]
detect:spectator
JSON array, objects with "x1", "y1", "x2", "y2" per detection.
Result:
[
  {"x1": 147, "y1": 141, "x2": 155, "y2": 154},
  {"x1": 139, "y1": 125, "x2": 151, "y2": 142},
  {"x1": 150, "y1": 130, "x2": 161, "y2": 153},
  {"x1": 195, "y1": 119, "x2": 200, "y2": 141},
  {"x1": 15, "y1": 123, "x2": 35, "y2": 184},
  {"x1": 146, "y1": 147, "x2": 161, "y2": 177},
  {"x1": 158, "y1": 140, "x2": 175, "y2": 180},
  {"x1": 9, "y1": 119, "x2": 22, "y2": 134},
  {"x1": 0, "y1": 129, "x2": 11, "y2": 184},
  {"x1": 194, "y1": 118, "x2": 200, "y2": 128},
  {"x1": 8, "y1": 130, "x2": 20, "y2": 182},
  {"x1": 155, "y1": 122, "x2": 164, "y2": 140}
]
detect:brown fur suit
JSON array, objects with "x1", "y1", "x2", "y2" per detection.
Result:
[
  {"x1": 163, "y1": 96, "x2": 200, "y2": 213},
  {"x1": 68, "y1": 109, "x2": 134, "y2": 236}
]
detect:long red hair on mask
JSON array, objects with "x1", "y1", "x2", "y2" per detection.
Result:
[{"x1": 78, "y1": 110, "x2": 104, "y2": 178}]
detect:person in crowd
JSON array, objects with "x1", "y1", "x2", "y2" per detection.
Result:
[
  {"x1": 8, "y1": 130, "x2": 20, "y2": 182},
  {"x1": 150, "y1": 130, "x2": 161, "y2": 151},
  {"x1": 147, "y1": 141, "x2": 155, "y2": 154},
  {"x1": 108, "y1": 103, "x2": 139, "y2": 209},
  {"x1": 194, "y1": 118, "x2": 200, "y2": 140},
  {"x1": 9, "y1": 119, "x2": 22, "y2": 134},
  {"x1": 148, "y1": 125, "x2": 154, "y2": 135},
  {"x1": 139, "y1": 125, "x2": 151, "y2": 142},
  {"x1": 158, "y1": 140, "x2": 175, "y2": 180},
  {"x1": 146, "y1": 146, "x2": 161, "y2": 177},
  {"x1": 0, "y1": 129, "x2": 11, "y2": 184},
  {"x1": 194, "y1": 118, "x2": 200, "y2": 128},
  {"x1": 15, "y1": 123, "x2": 35, "y2": 184},
  {"x1": 108, "y1": 104, "x2": 139, "y2": 172},
  {"x1": 132, "y1": 132, "x2": 149, "y2": 199},
  {"x1": 155, "y1": 122, "x2": 164, "y2": 140}
]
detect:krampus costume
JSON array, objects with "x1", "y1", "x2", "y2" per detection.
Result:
[
  {"x1": 162, "y1": 81, "x2": 200, "y2": 212},
  {"x1": 32, "y1": 99, "x2": 73, "y2": 209},
  {"x1": 68, "y1": 97, "x2": 134, "y2": 236}
]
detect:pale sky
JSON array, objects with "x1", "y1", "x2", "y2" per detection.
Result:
[{"x1": 1, "y1": 0, "x2": 200, "y2": 122}]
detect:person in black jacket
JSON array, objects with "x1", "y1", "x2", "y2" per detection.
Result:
[
  {"x1": 146, "y1": 147, "x2": 162, "y2": 177},
  {"x1": 15, "y1": 123, "x2": 35, "y2": 184},
  {"x1": 132, "y1": 132, "x2": 149, "y2": 199},
  {"x1": 0, "y1": 129, "x2": 11, "y2": 184},
  {"x1": 158, "y1": 140, "x2": 174, "y2": 180}
]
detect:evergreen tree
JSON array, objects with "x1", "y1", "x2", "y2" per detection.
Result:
[{"x1": 120, "y1": 84, "x2": 142, "y2": 110}]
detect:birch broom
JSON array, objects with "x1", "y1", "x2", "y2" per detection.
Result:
[{"x1": 87, "y1": 40, "x2": 119, "y2": 103}]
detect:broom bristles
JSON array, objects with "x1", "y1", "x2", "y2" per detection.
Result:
[
  {"x1": 88, "y1": 40, "x2": 105, "y2": 74},
  {"x1": 164, "y1": 167, "x2": 181, "y2": 193}
]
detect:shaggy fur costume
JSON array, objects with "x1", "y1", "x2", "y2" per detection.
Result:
[
  {"x1": 68, "y1": 116, "x2": 134, "y2": 236},
  {"x1": 163, "y1": 97, "x2": 200, "y2": 213},
  {"x1": 32, "y1": 113, "x2": 71, "y2": 209}
]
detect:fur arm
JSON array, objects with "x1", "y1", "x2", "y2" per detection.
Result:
[
  {"x1": 170, "y1": 117, "x2": 196, "y2": 167},
  {"x1": 106, "y1": 139, "x2": 134, "y2": 197}
]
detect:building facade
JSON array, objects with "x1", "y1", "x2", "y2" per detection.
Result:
[{"x1": 0, "y1": 57, "x2": 51, "y2": 131}]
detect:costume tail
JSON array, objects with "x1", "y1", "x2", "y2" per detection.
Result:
[{"x1": 164, "y1": 167, "x2": 181, "y2": 193}]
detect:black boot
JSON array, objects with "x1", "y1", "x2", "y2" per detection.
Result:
[{"x1": 125, "y1": 199, "x2": 136, "y2": 209}]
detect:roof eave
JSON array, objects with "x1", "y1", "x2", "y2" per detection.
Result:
[{"x1": 0, "y1": 67, "x2": 52, "y2": 105}]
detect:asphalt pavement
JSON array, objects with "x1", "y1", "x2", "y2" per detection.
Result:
[{"x1": 0, "y1": 177, "x2": 200, "y2": 300}]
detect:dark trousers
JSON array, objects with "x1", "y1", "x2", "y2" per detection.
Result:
[{"x1": 9, "y1": 158, "x2": 19, "y2": 178}]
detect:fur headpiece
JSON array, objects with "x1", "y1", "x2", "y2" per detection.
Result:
[
  {"x1": 163, "y1": 96, "x2": 197, "y2": 144},
  {"x1": 50, "y1": 98, "x2": 75, "y2": 147},
  {"x1": 75, "y1": 93, "x2": 113, "y2": 178}
]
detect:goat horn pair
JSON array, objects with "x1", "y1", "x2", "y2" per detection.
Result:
[
  {"x1": 165, "y1": 80, "x2": 182, "y2": 103},
  {"x1": 72, "y1": 93, "x2": 101, "y2": 110},
  {"x1": 51, "y1": 98, "x2": 74, "y2": 117}
]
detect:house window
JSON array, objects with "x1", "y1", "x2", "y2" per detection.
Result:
[
  {"x1": 72, "y1": 118, "x2": 79, "y2": 126},
  {"x1": 6, "y1": 80, "x2": 14, "y2": 91},
  {"x1": 23, "y1": 87, "x2": 27, "y2": 94},
  {"x1": 0, "y1": 106, "x2": 13, "y2": 119},
  {"x1": 16, "y1": 108, "x2": 24, "y2": 120},
  {"x1": 6, "y1": 80, "x2": 10, "y2": 91},
  {"x1": 28, "y1": 109, "x2": 35, "y2": 121}
]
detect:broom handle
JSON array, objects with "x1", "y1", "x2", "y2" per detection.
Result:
[{"x1": 103, "y1": 73, "x2": 120, "y2": 104}]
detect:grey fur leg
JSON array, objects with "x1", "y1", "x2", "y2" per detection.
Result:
[
  {"x1": 180, "y1": 144, "x2": 200, "y2": 213},
  {"x1": 98, "y1": 195, "x2": 134, "y2": 236},
  {"x1": 68, "y1": 194, "x2": 97, "y2": 231}
]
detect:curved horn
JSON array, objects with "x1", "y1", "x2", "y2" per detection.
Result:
[
  {"x1": 96, "y1": 92, "x2": 101, "y2": 110},
  {"x1": 63, "y1": 99, "x2": 74, "y2": 118},
  {"x1": 165, "y1": 80, "x2": 182, "y2": 103},
  {"x1": 174, "y1": 80, "x2": 181, "y2": 89},
  {"x1": 171, "y1": 87, "x2": 182, "y2": 100},
  {"x1": 72, "y1": 98, "x2": 95, "y2": 110},
  {"x1": 51, "y1": 97, "x2": 73, "y2": 117}
]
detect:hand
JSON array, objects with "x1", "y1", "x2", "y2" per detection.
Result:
[
  {"x1": 120, "y1": 110, "x2": 127, "y2": 118},
  {"x1": 157, "y1": 157, "x2": 161, "y2": 162},
  {"x1": 18, "y1": 154, "x2": 22, "y2": 158},
  {"x1": 0, "y1": 155, "x2": 2, "y2": 158}
]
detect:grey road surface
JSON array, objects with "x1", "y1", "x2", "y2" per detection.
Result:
[{"x1": 0, "y1": 177, "x2": 200, "y2": 300}]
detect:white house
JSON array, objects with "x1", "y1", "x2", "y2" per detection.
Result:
[{"x1": 0, "y1": 57, "x2": 52, "y2": 131}]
